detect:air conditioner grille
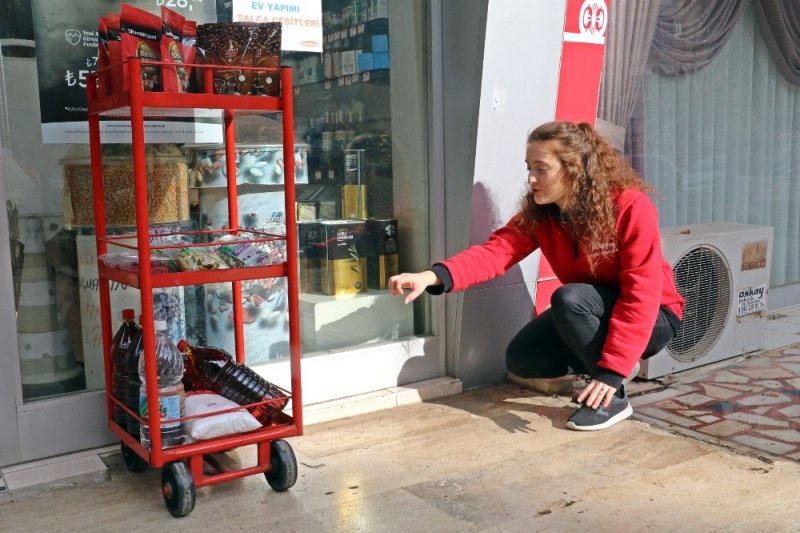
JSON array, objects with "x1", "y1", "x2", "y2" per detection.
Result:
[{"x1": 667, "y1": 245, "x2": 732, "y2": 363}]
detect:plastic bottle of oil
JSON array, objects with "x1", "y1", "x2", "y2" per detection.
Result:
[
  {"x1": 138, "y1": 320, "x2": 186, "y2": 449},
  {"x1": 177, "y1": 340, "x2": 288, "y2": 424}
]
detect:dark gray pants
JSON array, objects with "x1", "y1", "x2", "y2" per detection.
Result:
[{"x1": 505, "y1": 283, "x2": 678, "y2": 378}]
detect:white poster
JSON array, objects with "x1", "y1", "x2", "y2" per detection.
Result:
[
  {"x1": 31, "y1": 0, "x2": 219, "y2": 144},
  {"x1": 232, "y1": 0, "x2": 323, "y2": 52}
]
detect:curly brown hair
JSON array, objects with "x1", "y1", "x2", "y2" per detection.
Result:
[{"x1": 519, "y1": 121, "x2": 652, "y2": 269}]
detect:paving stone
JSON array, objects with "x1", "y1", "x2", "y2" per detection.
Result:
[
  {"x1": 735, "y1": 368, "x2": 795, "y2": 379},
  {"x1": 754, "y1": 429, "x2": 800, "y2": 443},
  {"x1": 731, "y1": 435, "x2": 797, "y2": 456},
  {"x1": 778, "y1": 362, "x2": 800, "y2": 374},
  {"x1": 698, "y1": 420, "x2": 751, "y2": 437},
  {"x1": 777, "y1": 404, "x2": 800, "y2": 417},
  {"x1": 754, "y1": 379, "x2": 785, "y2": 389},
  {"x1": 636, "y1": 407, "x2": 700, "y2": 428},
  {"x1": 672, "y1": 392, "x2": 716, "y2": 406},
  {"x1": 699, "y1": 383, "x2": 743, "y2": 399},
  {"x1": 738, "y1": 392, "x2": 792, "y2": 406},
  {"x1": 713, "y1": 370, "x2": 750, "y2": 383},
  {"x1": 724, "y1": 412, "x2": 790, "y2": 428},
  {"x1": 629, "y1": 387, "x2": 684, "y2": 407}
]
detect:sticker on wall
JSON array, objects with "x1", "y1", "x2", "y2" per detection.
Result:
[
  {"x1": 737, "y1": 284, "x2": 767, "y2": 317},
  {"x1": 741, "y1": 239, "x2": 768, "y2": 270},
  {"x1": 578, "y1": 0, "x2": 608, "y2": 42}
]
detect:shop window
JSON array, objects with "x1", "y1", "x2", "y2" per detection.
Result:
[
  {"x1": 1, "y1": 0, "x2": 431, "y2": 401},
  {"x1": 599, "y1": 0, "x2": 800, "y2": 290}
]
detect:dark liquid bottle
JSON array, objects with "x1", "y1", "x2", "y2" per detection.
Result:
[
  {"x1": 177, "y1": 340, "x2": 288, "y2": 424},
  {"x1": 139, "y1": 320, "x2": 185, "y2": 449},
  {"x1": 124, "y1": 323, "x2": 144, "y2": 438},
  {"x1": 110, "y1": 308, "x2": 138, "y2": 427}
]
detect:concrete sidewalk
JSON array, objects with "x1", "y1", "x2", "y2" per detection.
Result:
[{"x1": 1, "y1": 381, "x2": 799, "y2": 532}]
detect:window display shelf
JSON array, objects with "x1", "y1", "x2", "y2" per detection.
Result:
[
  {"x1": 293, "y1": 68, "x2": 390, "y2": 92},
  {"x1": 323, "y1": 17, "x2": 388, "y2": 45}
]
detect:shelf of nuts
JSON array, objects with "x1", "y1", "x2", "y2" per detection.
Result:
[{"x1": 61, "y1": 143, "x2": 190, "y2": 228}]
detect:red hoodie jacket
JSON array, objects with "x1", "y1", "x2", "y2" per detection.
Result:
[{"x1": 435, "y1": 189, "x2": 684, "y2": 379}]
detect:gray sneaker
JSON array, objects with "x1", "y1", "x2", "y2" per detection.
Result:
[{"x1": 565, "y1": 387, "x2": 633, "y2": 431}]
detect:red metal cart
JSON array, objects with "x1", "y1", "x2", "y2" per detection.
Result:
[{"x1": 86, "y1": 59, "x2": 303, "y2": 517}]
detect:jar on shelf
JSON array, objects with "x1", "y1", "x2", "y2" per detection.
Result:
[{"x1": 60, "y1": 143, "x2": 190, "y2": 229}]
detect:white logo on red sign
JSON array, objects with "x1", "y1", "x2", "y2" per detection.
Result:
[{"x1": 579, "y1": 0, "x2": 608, "y2": 38}]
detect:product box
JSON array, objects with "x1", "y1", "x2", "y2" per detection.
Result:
[
  {"x1": 319, "y1": 220, "x2": 366, "y2": 296},
  {"x1": 297, "y1": 221, "x2": 322, "y2": 293},
  {"x1": 332, "y1": 51, "x2": 342, "y2": 78},
  {"x1": 342, "y1": 149, "x2": 368, "y2": 219},
  {"x1": 357, "y1": 52, "x2": 374, "y2": 73},
  {"x1": 341, "y1": 50, "x2": 357, "y2": 76},
  {"x1": 373, "y1": 51, "x2": 390, "y2": 70},
  {"x1": 366, "y1": 218, "x2": 398, "y2": 290},
  {"x1": 296, "y1": 201, "x2": 319, "y2": 221},
  {"x1": 371, "y1": 34, "x2": 389, "y2": 53},
  {"x1": 297, "y1": 184, "x2": 340, "y2": 219},
  {"x1": 369, "y1": 0, "x2": 388, "y2": 20},
  {"x1": 323, "y1": 51, "x2": 334, "y2": 79}
]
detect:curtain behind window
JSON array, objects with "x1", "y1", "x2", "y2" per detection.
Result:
[{"x1": 633, "y1": 1, "x2": 800, "y2": 287}]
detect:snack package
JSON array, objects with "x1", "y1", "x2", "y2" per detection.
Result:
[
  {"x1": 160, "y1": 6, "x2": 186, "y2": 93},
  {"x1": 106, "y1": 13, "x2": 123, "y2": 93},
  {"x1": 181, "y1": 20, "x2": 197, "y2": 91},
  {"x1": 196, "y1": 22, "x2": 253, "y2": 94},
  {"x1": 175, "y1": 247, "x2": 228, "y2": 271},
  {"x1": 97, "y1": 17, "x2": 110, "y2": 95},
  {"x1": 120, "y1": 3, "x2": 162, "y2": 92},
  {"x1": 250, "y1": 23, "x2": 282, "y2": 96},
  {"x1": 218, "y1": 241, "x2": 272, "y2": 267}
]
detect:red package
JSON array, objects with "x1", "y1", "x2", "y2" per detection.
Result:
[
  {"x1": 120, "y1": 4, "x2": 162, "y2": 92},
  {"x1": 97, "y1": 17, "x2": 110, "y2": 95},
  {"x1": 160, "y1": 6, "x2": 186, "y2": 93},
  {"x1": 106, "y1": 13, "x2": 123, "y2": 94},
  {"x1": 182, "y1": 20, "x2": 197, "y2": 91}
]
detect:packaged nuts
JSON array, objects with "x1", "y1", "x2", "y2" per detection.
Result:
[{"x1": 196, "y1": 22, "x2": 282, "y2": 95}]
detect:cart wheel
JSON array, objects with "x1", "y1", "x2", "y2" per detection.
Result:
[
  {"x1": 265, "y1": 439, "x2": 298, "y2": 492},
  {"x1": 161, "y1": 461, "x2": 196, "y2": 517},
  {"x1": 121, "y1": 443, "x2": 148, "y2": 473}
]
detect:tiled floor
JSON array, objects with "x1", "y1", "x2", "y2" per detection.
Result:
[{"x1": 631, "y1": 305, "x2": 800, "y2": 463}]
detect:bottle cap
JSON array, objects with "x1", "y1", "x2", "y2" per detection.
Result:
[
  {"x1": 177, "y1": 339, "x2": 189, "y2": 351},
  {"x1": 154, "y1": 319, "x2": 168, "y2": 331},
  {"x1": 122, "y1": 308, "x2": 135, "y2": 320}
]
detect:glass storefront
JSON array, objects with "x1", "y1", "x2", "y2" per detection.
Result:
[
  {"x1": 601, "y1": 1, "x2": 800, "y2": 298},
  {"x1": 1, "y1": 0, "x2": 433, "y2": 415}
]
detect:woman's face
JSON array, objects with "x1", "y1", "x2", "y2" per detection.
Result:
[{"x1": 526, "y1": 141, "x2": 569, "y2": 208}]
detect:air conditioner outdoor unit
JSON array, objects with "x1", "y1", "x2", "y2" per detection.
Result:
[{"x1": 638, "y1": 223, "x2": 774, "y2": 379}]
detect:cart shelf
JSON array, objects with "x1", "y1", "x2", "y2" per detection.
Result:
[
  {"x1": 98, "y1": 262, "x2": 289, "y2": 289},
  {"x1": 88, "y1": 91, "x2": 285, "y2": 117},
  {"x1": 88, "y1": 58, "x2": 303, "y2": 517}
]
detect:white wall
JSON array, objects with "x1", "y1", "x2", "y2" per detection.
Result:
[{"x1": 443, "y1": 0, "x2": 567, "y2": 388}]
